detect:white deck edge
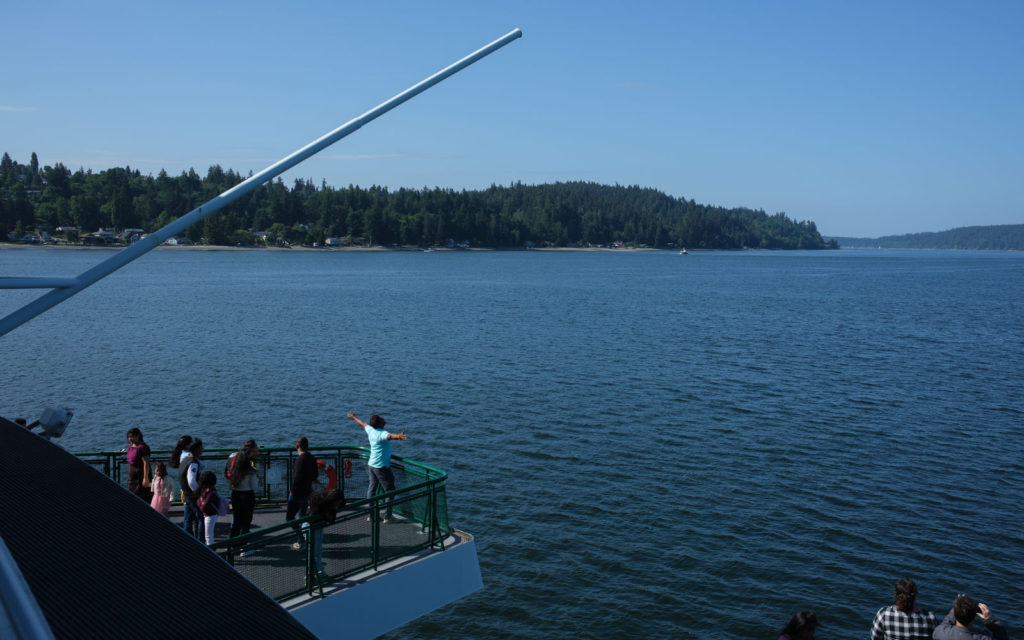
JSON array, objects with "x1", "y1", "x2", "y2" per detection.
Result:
[{"x1": 285, "y1": 529, "x2": 482, "y2": 640}]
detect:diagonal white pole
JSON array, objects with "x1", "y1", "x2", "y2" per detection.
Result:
[{"x1": 0, "y1": 28, "x2": 522, "y2": 338}]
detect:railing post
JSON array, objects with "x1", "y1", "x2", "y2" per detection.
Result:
[
  {"x1": 285, "y1": 450, "x2": 294, "y2": 503},
  {"x1": 303, "y1": 522, "x2": 323, "y2": 597},
  {"x1": 435, "y1": 481, "x2": 446, "y2": 552},
  {"x1": 427, "y1": 480, "x2": 437, "y2": 549},
  {"x1": 370, "y1": 502, "x2": 379, "y2": 571},
  {"x1": 339, "y1": 454, "x2": 346, "y2": 496}
]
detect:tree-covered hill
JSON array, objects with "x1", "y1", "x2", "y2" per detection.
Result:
[
  {"x1": 827, "y1": 224, "x2": 1024, "y2": 250},
  {"x1": 1, "y1": 151, "x2": 835, "y2": 250}
]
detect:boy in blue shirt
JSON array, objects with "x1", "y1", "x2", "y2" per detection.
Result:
[{"x1": 347, "y1": 412, "x2": 407, "y2": 522}]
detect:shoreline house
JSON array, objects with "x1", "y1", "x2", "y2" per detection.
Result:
[
  {"x1": 81, "y1": 228, "x2": 116, "y2": 246},
  {"x1": 119, "y1": 228, "x2": 146, "y2": 244}
]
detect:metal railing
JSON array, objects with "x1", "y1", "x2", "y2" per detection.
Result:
[{"x1": 76, "y1": 446, "x2": 450, "y2": 601}]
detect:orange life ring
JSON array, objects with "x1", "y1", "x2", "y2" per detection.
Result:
[{"x1": 316, "y1": 460, "x2": 339, "y2": 490}]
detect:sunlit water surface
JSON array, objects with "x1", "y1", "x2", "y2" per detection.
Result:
[{"x1": 2, "y1": 247, "x2": 1021, "y2": 638}]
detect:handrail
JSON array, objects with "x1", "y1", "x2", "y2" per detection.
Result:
[
  {"x1": 76, "y1": 445, "x2": 446, "y2": 502},
  {"x1": 0, "y1": 27, "x2": 522, "y2": 338},
  {"x1": 210, "y1": 470, "x2": 450, "y2": 601},
  {"x1": 75, "y1": 445, "x2": 452, "y2": 602}
]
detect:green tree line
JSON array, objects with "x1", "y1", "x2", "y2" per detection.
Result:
[
  {"x1": 1, "y1": 152, "x2": 836, "y2": 250},
  {"x1": 829, "y1": 225, "x2": 1024, "y2": 250}
]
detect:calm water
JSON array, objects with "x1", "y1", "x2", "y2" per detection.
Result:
[{"x1": 2, "y1": 248, "x2": 1022, "y2": 638}]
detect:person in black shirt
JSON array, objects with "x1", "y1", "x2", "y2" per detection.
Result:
[
  {"x1": 933, "y1": 594, "x2": 1008, "y2": 640},
  {"x1": 286, "y1": 436, "x2": 318, "y2": 549}
]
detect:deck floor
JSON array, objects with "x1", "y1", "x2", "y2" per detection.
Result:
[
  {"x1": 165, "y1": 503, "x2": 441, "y2": 599},
  {"x1": 167, "y1": 504, "x2": 431, "y2": 541}
]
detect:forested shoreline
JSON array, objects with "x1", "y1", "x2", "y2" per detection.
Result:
[
  {"x1": 1, "y1": 152, "x2": 835, "y2": 250},
  {"x1": 828, "y1": 225, "x2": 1024, "y2": 250}
]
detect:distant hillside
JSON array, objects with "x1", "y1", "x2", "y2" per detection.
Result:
[
  {"x1": 827, "y1": 224, "x2": 1024, "y2": 250},
  {"x1": 1, "y1": 151, "x2": 836, "y2": 250}
]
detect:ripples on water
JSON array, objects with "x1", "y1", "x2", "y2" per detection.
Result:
[{"x1": 2, "y1": 248, "x2": 1022, "y2": 638}]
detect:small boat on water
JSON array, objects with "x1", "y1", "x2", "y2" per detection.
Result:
[{"x1": 679, "y1": 248, "x2": 688, "y2": 255}]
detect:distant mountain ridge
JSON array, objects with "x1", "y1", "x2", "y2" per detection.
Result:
[{"x1": 827, "y1": 224, "x2": 1024, "y2": 250}]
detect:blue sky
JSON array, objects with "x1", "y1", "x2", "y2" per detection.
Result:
[{"x1": 2, "y1": 1, "x2": 1021, "y2": 237}]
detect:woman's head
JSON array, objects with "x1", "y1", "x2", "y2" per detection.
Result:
[
  {"x1": 189, "y1": 438, "x2": 204, "y2": 457},
  {"x1": 198, "y1": 470, "x2": 217, "y2": 489},
  {"x1": 781, "y1": 611, "x2": 817, "y2": 639},
  {"x1": 126, "y1": 428, "x2": 143, "y2": 443},
  {"x1": 894, "y1": 577, "x2": 917, "y2": 612},
  {"x1": 230, "y1": 442, "x2": 259, "y2": 487},
  {"x1": 169, "y1": 435, "x2": 193, "y2": 468}
]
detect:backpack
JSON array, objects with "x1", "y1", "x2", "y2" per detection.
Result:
[
  {"x1": 179, "y1": 456, "x2": 197, "y2": 501},
  {"x1": 198, "y1": 488, "x2": 220, "y2": 516},
  {"x1": 224, "y1": 452, "x2": 239, "y2": 480}
]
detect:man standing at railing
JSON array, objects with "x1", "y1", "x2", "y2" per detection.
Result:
[
  {"x1": 347, "y1": 412, "x2": 407, "y2": 523},
  {"x1": 287, "y1": 436, "x2": 318, "y2": 550}
]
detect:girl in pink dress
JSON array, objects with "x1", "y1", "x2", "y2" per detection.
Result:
[{"x1": 147, "y1": 461, "x2": 172, "y2": 516}]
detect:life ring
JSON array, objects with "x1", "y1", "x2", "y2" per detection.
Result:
[{"x1": 316, "y1": 460, "x2": 339, "y2": 490}]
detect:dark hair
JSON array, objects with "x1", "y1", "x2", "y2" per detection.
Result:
[
  {"x1": 198, "y1": 470, "x2": 217, "y2": 490},
  {"x1": 308, "y1": 489, "x2": 346, "y2": 525},
  {"x1": 894, "y1": 577, "x2": 917, "y2": 613},
  {"x1": 126, "y1": 427, "x2": 143, "y2": 441},
  {"x1": 953, "y1": 595, "x2": 978, "y2": 626},
  {"x1": 369, "y1": 415, "x2": 386, "y2": 428},
  {"x1": 780, "y1": 611, "x2": 817, "y2": 639},
  {"x1": 169, "y1": 435, "x2": 193, "y2": 468},
  {"x1": 154, "y1": 461, "x2": 167, "y2": 478},
  {"x1": 189, "y1": 438, "x2": 204, "y2": 457},
  {"x1": 230, "y1": 443, "x2": 259, "y2": 488},
  {"x1": 296, "y1": 436, "x2": 309, "y2": 450}
]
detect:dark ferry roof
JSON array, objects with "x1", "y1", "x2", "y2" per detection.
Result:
[{"x1": 0, "y1": 417, "x2": 317, "y2": 640}]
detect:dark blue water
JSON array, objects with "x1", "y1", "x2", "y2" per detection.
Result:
[{"x1": 2, "y1": 248, "x2": 1022, "y2": 638}]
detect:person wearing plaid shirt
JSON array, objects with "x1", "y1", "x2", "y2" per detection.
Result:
[{"x1": 870, "y1": 577, "x2": 938, "y2": 640}]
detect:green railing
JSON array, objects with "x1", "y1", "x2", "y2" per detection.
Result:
[{"x1": 76, "y1": 445, "x2": 451, "y2": 602}]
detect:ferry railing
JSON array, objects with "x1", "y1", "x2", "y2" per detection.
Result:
[
  {"x1": 76, "y1": 446, "x2": 450, "y2": 602},
  {"x1": 211, "y1": 480, "x2": 449, "y2": 601},
  {"x1": 77, "y1": 445, "x2": 444, "y2": 503}
]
